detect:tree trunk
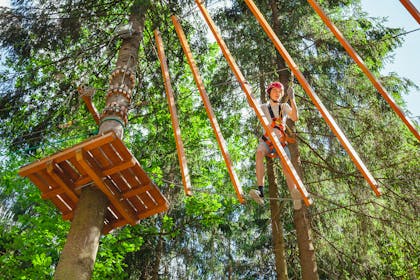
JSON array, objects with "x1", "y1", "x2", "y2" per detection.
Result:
[
  {"x1": 259, "y1": 71, "x2": 288, "y2": 279},
  {"x1": 54, "y1": 187, "x2": 108, "y2": 280},
  {"x1": 267, "y1": 158, "x2": 288, "y2": 280},
  {"x1": 270, "y1": 1, "x2": 319, "y2": 278},
  {"x1": 289, "y1": 138, "x2": 319, "y2": 280},
  {"x1": 54, "y1": 2, "x2": 149, "y2": 279}
]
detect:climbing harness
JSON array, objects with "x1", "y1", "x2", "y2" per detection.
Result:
[{"x1": 261, "y1": 104, "x2": 295, "y2": 158}]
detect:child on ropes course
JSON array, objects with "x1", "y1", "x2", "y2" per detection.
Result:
[{"x1": 249, "y1": 81, "x2": 302, "y2": 209}]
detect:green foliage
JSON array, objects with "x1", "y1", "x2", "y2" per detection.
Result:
[
  {"x1": 185, "y1": 193, "x2": 223, "y2": 228},
  {"x1": 0, "y1": 0, "x2": 419, "y2": 279}
]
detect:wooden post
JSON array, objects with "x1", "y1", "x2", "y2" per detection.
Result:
[
  {"x1": 54, "y1": 2, "x2": 149, "y2": 279},
  {"x1": 154, "y1": 29, "x2": 193, "y2": 196},
  {"x1": 307, "y1": 0, "x2": 420, "y2": 141},
  {"x1": 171, "y1": 15, "x2": 244, "y2": 204},
  {"x1": 400, "y1": 0, "x2": 420, "y2": 24}
]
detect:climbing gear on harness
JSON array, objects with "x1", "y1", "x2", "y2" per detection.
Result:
[{"x1": 260, "y1": 104, "x2": 295, "y2": 158}]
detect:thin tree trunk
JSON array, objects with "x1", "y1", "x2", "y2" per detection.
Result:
[
  {"x1": 267, "y1": 158, "x2": 288, "y2": 280},
  {"x1": 54, "y1": 2, "x2": 149, "y2": 279},
  {"x1": 289, "y1": 139, "x2": 319, "y2": 280},
  {"x1": 270, "y1": 1, "x2": 319, "y2": 278},
  {"x1": 259, "y1": 70, "x2": 288, "y2": 279},
  {"x1": 152, "y1": 236, "x2": 163, "y2": 280}
]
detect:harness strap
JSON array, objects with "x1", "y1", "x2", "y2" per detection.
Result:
[{"x1": 261, "y1": 104, "x2": 295, "y2": 158}]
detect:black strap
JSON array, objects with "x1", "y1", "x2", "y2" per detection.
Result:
[{"x1": 268, "y1": 104, "x2": 282, "y2": 121}]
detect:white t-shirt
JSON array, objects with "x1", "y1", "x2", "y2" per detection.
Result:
[{"x1": 261, "y1": 102, "x2": 292, "y2": 133}]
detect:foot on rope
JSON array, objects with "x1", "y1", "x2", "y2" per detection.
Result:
[{"x1": 249, "y1": 189, "x2": 264, "y2": 205}]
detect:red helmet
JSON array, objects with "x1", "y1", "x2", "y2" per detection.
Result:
[{"x1": 266, "y1": 81, "x2": 284, "y2": 95}]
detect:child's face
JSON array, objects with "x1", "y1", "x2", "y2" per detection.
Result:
[{"x1": 270, "y1": 87, "x2": 283, "y2": 101}]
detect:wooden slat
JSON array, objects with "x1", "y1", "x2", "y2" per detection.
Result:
[
  {"x1": 50, "y1": 194, "x2": 73, "y2": 213},
  {"x1": 38, "y1": 169, "x2": 60, "y2": 193},
  {"x1": 42, "y1": 188, "x2": 64, "y2": 199},
  {"x1": 19, "y1": 132, "x2": 116, "y2": 176},
  {"x1": 76, "y1": 149, "x2": 138, "y2": 225},
  {"x1": 122, "y1": 184, "x2": 153, "y2": 198},
  {"x1": 148, "y1": 187, "x2": 169, "y2": 206},
  {"x1": 137, "y1": 204, "x2": 168, "y2": 220},
  {"x1": 103, "y1": 218, "x2": 128, "y2": 234},
  {"x1": 68, "y1": 156, "x2": 87, "y2": 176},
  {"x1": 120, "y1": 168, "x2": 142, "y2": 190},
  {"x1": 89, "y1": 147, "x2": 113, "y2": 169},
  {"x1": 100, "y1": 142, "x2": 123, "y2": 164},
  {"x1": 73, "y1": 158, "x2": 136, "y2": 188},
  {"x1": 105, "y1": 158, "x2": 136, "y2": 176},
  {"x1": 131, "y1": 164, "x2": 152, "y2": 185},
  {"x1": 111, "y1": 138, "x2": 132, "y2": 161},
  {"x1": 172, "y1": 15, "x2": 244, "y2": 203},
  {"x1": 138, "y1": 191, "x2": 158, "y2": 210},
  {"x1": 47, "y1": 161, "x2": 79, "y2": 203},
  {"x1": 56, "y1": 192, "x2": 76, "y2": 211},
  {"x1": 155, "y1": 29, "x2": 193, "y2": 197},
  {"x1": 103, "y1": 176, "x2": 124, "y2": 196},
  {"x1": 27, "y1": 173, "x2": 51, "y2": 193},
  {"x1": 57, "y1": 160, "x2": 80, "y2": 183}
]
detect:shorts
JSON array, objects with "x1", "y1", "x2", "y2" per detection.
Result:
[{"x1": 259, "y1": 140, "x2": 291, "y2": 159}]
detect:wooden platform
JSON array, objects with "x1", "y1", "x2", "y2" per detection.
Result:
[{"x1": 19, "y1": 132, "x2": 169, "y2": 233}]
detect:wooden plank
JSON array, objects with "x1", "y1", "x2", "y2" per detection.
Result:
[
  {"x1": 111, "y1": 138, "x2": 132, "y2": 162},
  {"x1": 138, "y1": 191, "x2": 157, "y2": 210},
  {"x1": 74, "y1": 175, "x2": 92, "y2": 188},
  {"x1": 50, "y1": 194, "x2": 73, "y2": 213},
  {"x1": 56, "y1": 192, "x2": 76, "y2": 212},
  {"x1": 47, "y1": 161, "x2": 79, "y2": 203},
  {"x1": 154, "y1": 29, "x2": 193, "y2": 196},
  {"x1": 103, "y1": 176, "x2": 123, "y2": 196},
  {"x1": 57, "y1": 160, "x2": 80, "y2": 183},
  {"x1": 89, "y1": 147, "x2": 113, "y2": 169},
  {"x1": 100, "y1": 142, "x2": 123, "y2": 164},
  {"x1": 42, "y1": 188, "x2": 64, "y2": 199},
  {"x1": 74, "y1": 158, "x2": 136, "y2": 188},
  {"x1": 400, "y1": 0, "x2": 420, "y2": 24},
  {"x1": 76, "y1": 149, "x2": 138, "y2": 225},
  {"x1": 104, "y1": 158, "x2": 136, "y2": 176},
  {"x1": 38, "y1": 169, "x2": 60, "y2": 192},
  {"x1": 122, "y1": 184, "x2": 153, "y2": 199},
  {"x1": 68, "y1": 156, "x2": 87, "y2": 176},
  {"x1": 148, "y1": 187, "x2": 169, "y2": 206},
  {"x1": 120, "y1": 168, "x2": 142, "y2": 190},
  {"x1": 103, "y1": 218, "x2": 128, "y2": 234},
  {"x1": 131, "y1": 164, "x2": 151, "y2": 185},
  {"x1": 19, "y1": 132, "x2": 116, "y2": 176},
  {"x1": 137, "y1": 204, "x2": 169, "y2": 220},
  {"x1": 172, "y1": 15, "x2": 243, "y2": 202},
  {"x1": 27, "y1": 173, "x2": 51, "y2": 193},
  {"x1": 125, "y1": 196, "x2": 144, "y2": 214}
]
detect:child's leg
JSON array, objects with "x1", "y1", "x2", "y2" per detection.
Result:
[
  {"x1": 280, "y1": 146, "x2": 303, "y2": 210},
  {"x1": 256, "y1": 141, "x2": 269, "y2": 186}
]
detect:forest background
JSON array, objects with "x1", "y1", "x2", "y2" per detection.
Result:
[{"x1": 0, "y1": 0, "x2": 419, "y2": 279}]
